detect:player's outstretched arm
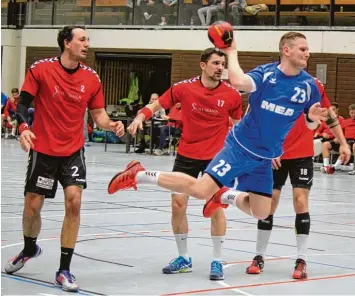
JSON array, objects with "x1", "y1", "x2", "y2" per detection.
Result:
[
  {"x1": 90, "y1": 108, "x2": 125, "y2": 137},
  {"x1": 221, "y1": 40, "x2": 255, "y2": 93},
  {"x1": 127, "y1": 99, "x2": 163, "y2": 136}
]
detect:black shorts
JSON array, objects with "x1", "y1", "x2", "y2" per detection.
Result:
[
  {"x1": 273, "y1": 157, "x2": 313, "y2": 190},
  {"x1": 330, "y1": 139, "x2": 355, "y2": 152},
  {"x1": 172, "y1": 154, "x2": 211, "y2": 178},
  {"x1": 25, "y1": 148, "x2": 87, "y2": 199}
]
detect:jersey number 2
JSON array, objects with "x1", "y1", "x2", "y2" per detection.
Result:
[{"x1": 212, "y1": 160, "x2": 231, "y2": 177}]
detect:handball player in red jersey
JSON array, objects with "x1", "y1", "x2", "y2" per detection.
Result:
[
  {"x1": 126, "y1": 48, "x2": 242, "y2": 281},
  {"x1": 4, "y1": 26, "x2": 124, "y2": 292},
  {"x1": 245, "y1": 78, "x2": 349, "y2": 280}
]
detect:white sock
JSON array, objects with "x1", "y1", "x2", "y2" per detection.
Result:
[
  {"x1": 296, "y1": 234, "x2": 308, "y2": 261},
  {"x1": 11, "y1": 127, "x2": 16, "y2": 136},
  {"x1": 256, "y1": 229, "x2": 271, "y2": 258},
  {"x1": 334, "y1": 159, "x2": 343, "y2": 169},
  {"x1": 174, "y1": 233, "x2": 188, "y2": 260},
  {"x1": 136, "y1": 171, "x2": 160, "y2": 185},
  {"x1": 211, "y1": 236, "x2": 225, "y2": 262},
  {"x1": 323, "y1": 158, "x2": 330, "y2": 167},
  {"x1": 220, "y1": 189, "x2": 246, "y2": 206}
]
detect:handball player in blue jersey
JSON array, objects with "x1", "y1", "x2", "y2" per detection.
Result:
[{"x1": 108, "y1": 32, "x2": 328, "y2": 222}]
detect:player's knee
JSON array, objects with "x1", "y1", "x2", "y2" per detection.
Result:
[
  {"x1": 252, "y1": 208, "x2": 270, "y2": 220},
  {"x1": 293, "y1": 193, "x2": 308, "y2": 213},
  {"x1": 24, "y1": 193, "x2": 43, "y2": 217},
  {"x1": 171, "y1": 196, "x2": 188, "y2": 214},
  {"x1": 65, "y1": 192, "x2": 82, "y2": 217}
]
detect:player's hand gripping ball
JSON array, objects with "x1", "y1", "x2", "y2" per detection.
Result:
[{"x1": 208, "y1": 21, "x2": 234, "y2": 49}]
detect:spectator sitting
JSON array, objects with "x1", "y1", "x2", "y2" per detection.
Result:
[
  {"x1": 229, "y1": 0, "x2": 247, "y2": 25},
  {"x1": 321, "y1": 104, "x2": 355, "y2": 174},
  {"x1": 314, "y1": 102, "x2": 344, "y2": 142},
  {"x1": 154, "y1": 102, "x2": 182, "y2": 156},
  {"x1": 198, "y1": 0, "x2": 224, "y2": 26},
  {"x1": 135, "y1": 93, "x2": 166, "y2": 153},
  {"x1": 3, "y1": 88, "x2": 19, "y2": 139},
  {"x1": 1, "y1": 91, "x2": 9, "y2": 131}
]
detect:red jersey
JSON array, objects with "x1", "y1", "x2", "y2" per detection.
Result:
[
  {"x1": 316, "y1": 116, "x2": 344, "y2": 139},
  {"x1": 4, "y1": 98, "x2": 18, "y2": 117},
  {"x1": 343, "y1": 118, "x2": 355, "y2": 140},
  {"x1": 281, "y1": 79, "x2": 331, "y2": 159},
  {"x1": 159, "y1": 77, "x2": 242, "y2": 160},
  {"x1": 21, "y1": 57, "x2": 104, "y2": 156}
]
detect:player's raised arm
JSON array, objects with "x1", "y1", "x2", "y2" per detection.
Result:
[{"x1": 221, "y1": 40, "x2": 256, "y2": 93}]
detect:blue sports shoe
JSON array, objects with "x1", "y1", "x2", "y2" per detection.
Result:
[
  {"x1": 55, "y1": 269, "x2": 79, "y2": 292},
  {"x1": 162, "y1": 256, "x2": 192, "y2": 274},
  {"x1": 210, "y1": 260, "x2": 224, "y2": 280}
]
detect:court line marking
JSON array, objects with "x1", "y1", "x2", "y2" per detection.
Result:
[
  {"x1": 216, "y1": 281, "x2": 254, "y2": 296},
  {"x1": 160, "y1": 273, "x2": 355, "y2": 296}
]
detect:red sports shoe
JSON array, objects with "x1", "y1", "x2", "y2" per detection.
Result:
[
  {"x1": 108, "y1": 160, "x2": 145, "y2": 194},
  {"x1": 322, "y1": 166, "x2": 335, "y2": 174},
  {"x1": 246, "y1": 255, "x2": 264, "y2": 274},
  {"x1": 203, "y1": 186, "x2": 229, "y2": 218},
  {"x1": 292, "y1": 258, "x2": 308, "y2": 279}
]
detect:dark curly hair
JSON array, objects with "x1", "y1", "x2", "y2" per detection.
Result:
[{"x1": 57, "y1": 26, "x2": 86, "y2": 53}]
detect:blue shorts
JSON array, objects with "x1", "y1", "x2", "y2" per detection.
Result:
[{"x1": 204, "y1": 131, "x2": 273, "y2": 197}]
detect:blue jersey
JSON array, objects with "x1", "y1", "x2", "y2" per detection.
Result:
[
  {"x1": 232, "y1": 62, "x2": 321, "y2": 159},
  {"x1": 1, "y1": 92, "x2": 8, "y2": 106}
]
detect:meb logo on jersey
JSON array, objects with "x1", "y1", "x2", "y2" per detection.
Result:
[{"x1": 261, "y1": 100, "x2": 294, "y2": 116}]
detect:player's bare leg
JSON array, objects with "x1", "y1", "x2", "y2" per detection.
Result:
[
  {"x1": 55, "y1": 185, "x2": 82, "y2": 292},
  {"x1": 209, "y1": 208, "x2": 226, "y2": 280},
  {"x1": 292, "y1": 187, "x2": 310, "y2": 279},
  {"x1": 23, "y1": 193, "x2": 45, "y2": 239},
  {"x1": 108, "y1": 161, "x2": 271, "y2": 219},
  {"x1": 5, "y1": 193, "x2": 44, "y2": 274},
  {"x1": 162, "y1": 193, "x2": 193, "y2": 274},
  {"x1": 246, "y1": 189, "x2": 280, "y2": 274}
]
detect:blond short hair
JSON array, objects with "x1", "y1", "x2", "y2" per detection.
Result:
[{"x1": 279, "y1": 32, "x2": 307, "y2": 56}]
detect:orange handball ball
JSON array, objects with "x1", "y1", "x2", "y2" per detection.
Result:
[{"x1": 208, "y1": 21, "x2": 234, "y2": 49}]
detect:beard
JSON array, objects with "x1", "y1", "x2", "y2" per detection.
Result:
[{"x1": 209, "y1": 73, "x2": 222, "y2": 81}]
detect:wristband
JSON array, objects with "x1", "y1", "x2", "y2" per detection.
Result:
[
  {"x1": 306, "y1": 113, "x2": 314, "y2": 123},
  {"x1": 137, "y1": 107, "x2": 153, "y2": 121},
  {"x1": 19, "y1": 122, "x2": 30, "y2": 134}
]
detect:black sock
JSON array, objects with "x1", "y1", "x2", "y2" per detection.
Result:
[
  {"x1": 295, "y1": 212, "x2": 311, "y2": 235},
  {"x1": 23, "y1": 236, "x2": 37, "y2": 256},
  {"x1": 59, "y1": 247, "x2": 74, "y2": 271}
]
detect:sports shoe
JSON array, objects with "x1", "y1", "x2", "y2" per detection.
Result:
[
  {"x1": 108, "y1": 160, "x2": 145, "y2": 194},
  {"x1": 210, "y1": 260, "x2": 224, "y2": 280},
  {"x1": 162, "y1": 256, "x2": 192, "y2": 274},
  {"x1": 292, "y1": 258, "x2": 307, "y2": 279},
  {"x1": 55, "y1": 269, "x2": 79, "y2": 292},
  {"x1": 203, "y1": 187, "x2": 229, "y2": 218},
  {"x1": 321, "y1": 166, "x2": 335, "y2": 174},
  {"x1": 246, "y1": 255, "x2": 264, "y2": 274},
  {"x1": 348, "y1": 170, "x2": 355, "y2": 175},
  {"x1": 5, "y1": 245, "x2": 43, "y2": 274}
]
